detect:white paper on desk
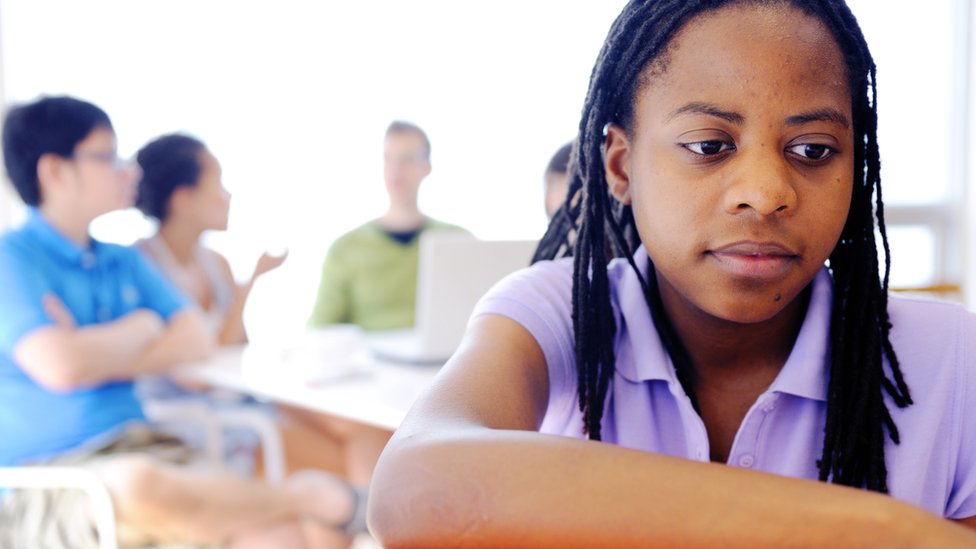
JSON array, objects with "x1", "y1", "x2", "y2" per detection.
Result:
[{"x1": 243, "y1": 325, "x2": 372, "y2": 385}]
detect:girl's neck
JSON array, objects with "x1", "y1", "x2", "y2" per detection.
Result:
[
  {"x1": 661, "y1": 281, "x2": 811, "y2": 389},
  {"x1": 157, "y1": 221, "x2": 204, "y2": 265},
  {"x1": 378, "y1": 203, "x2": 425, "y2": 233}
]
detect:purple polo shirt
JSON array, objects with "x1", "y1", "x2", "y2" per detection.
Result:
[{"x1": 472, "y1": 247, "x2": 976, "y2": 519}]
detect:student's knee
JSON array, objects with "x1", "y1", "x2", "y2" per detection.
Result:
[{"x1": 96, "y1": 454, "x2": 177, "y2": 513}]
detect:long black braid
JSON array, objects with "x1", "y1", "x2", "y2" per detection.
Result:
[{"x1": 533, "y1": 0, "x2": 913, "y2": 493}]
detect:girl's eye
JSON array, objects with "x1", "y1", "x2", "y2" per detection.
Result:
[
  {"x1": 786, "y1": 143, "x2": 835, "y2": 161},
  {"x1": 682, "y1": 140, "x2": 735, "y2": 156}
]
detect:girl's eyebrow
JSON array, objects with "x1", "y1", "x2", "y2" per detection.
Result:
[
  {"x1": 666, "y1": 103, "x2": 850, "y2": 130},
  {"x1": 785, "y1": 108, "x2": 850, "y2": 129},
  {"x1": 667, "y1": 102, "x2": 744, "y2": 124}
]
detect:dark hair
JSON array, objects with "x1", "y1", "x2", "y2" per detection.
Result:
[
  {"x1": 545, "y1": 141, "x2": 574, "y2": 179},
  {"x1": 135, "y1": 133, "x2": 207, "y2": 221},
  {"x1": 2, "y1": 96, "x2": 113, "y2": 206},
  {"x1": 385, "y1": 120, "x2": 431, "y2": 160},
  {"x1": 534, "y1": 0, "x2": 911, "y2": 493}
]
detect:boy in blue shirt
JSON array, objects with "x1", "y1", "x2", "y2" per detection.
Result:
[{"x1": 0, "y1": 96, "x2": 358, "y2": 548}]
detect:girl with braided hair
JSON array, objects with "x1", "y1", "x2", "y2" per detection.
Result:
[{"x1": 369, "y1": 1, "x2": 976, "y2": 546}]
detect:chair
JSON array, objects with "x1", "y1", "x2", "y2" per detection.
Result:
[
  {"x1": 0, "y1": 405, "x2": 286, "y2": 548},
  {"x1": 0, "y1": 466, "x2": 118, "y2": 549},
  {"x1": 143, "y1": 398, "x2": 285, "y2": 484}
]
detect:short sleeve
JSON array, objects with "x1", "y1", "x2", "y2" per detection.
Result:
[
  {"x1": 946, "y1": 309, "x2": 976, "y2": 519},
  {"x1": 308, "y1": 245, "x2": 350, "y2": 327},
  {"x1": 470, "y1": 259, "x2": 576, "y2": 409},
  {"x1": 126, "y1": 248, "x2": 188, "y2": 321},
  {"x1": 0, "y1": 242, "x2": 54, "y2": 352}
]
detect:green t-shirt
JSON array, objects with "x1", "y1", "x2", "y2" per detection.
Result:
[{"x1": 308, "y1": 218, "x2": 468, "y2": 331}]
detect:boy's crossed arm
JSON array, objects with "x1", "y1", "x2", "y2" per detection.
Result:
[{"x1": 13, "y1": 294, "x2": 214, "y2": 392}]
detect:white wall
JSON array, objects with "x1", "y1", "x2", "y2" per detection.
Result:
[
  {"x1": 0, "y1": 1, "x2": 971, "y2": 330},
  {"x1": 966, "y1": 0, "x2": 976, "y2": 310},
  {"x1": 0, "y1": 1, "x2": 630, "y2": 339},
  {"x1": 0, "y1": 9, "x2": 12, "y2": 232}
]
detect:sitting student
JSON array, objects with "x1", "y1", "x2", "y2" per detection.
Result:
[
  {"x1": 133, "y1": 132, "x2": 367, "y2": 486},
  {"x1": 543, "y1": 141, "x2": 573, "y2": 219},
  {"x1": 135, "y1": 133, "x2": 285, "y2": 346},
  {"x1": 308, "y1": 120, "x2": 467, "y2": 331},
  {"x1": 0, "y1": 96, "x2": 361, "y2": 548},
  {"x1": 132, "y1": 132, "x2": 286, "y2": 476},
  {"x1": 298, "y1": 121, "x2": 468, "y2": 487},
  {"x1": 368, "y1": 1, "x2": 976, "y2": 547}
]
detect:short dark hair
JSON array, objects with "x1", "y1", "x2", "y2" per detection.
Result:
[
  {"x1": 545, "y1": 141, "x2": 573, "y2": 179},
  {"x1": 2, "y1": 96, "x2": 113, "y2": 206},
  {"x1": 385, "y1": 120, "x2": 431, "y2": 160},
  {"x1": 135, "y1": 133, "x2": 207, "y2": 221}
]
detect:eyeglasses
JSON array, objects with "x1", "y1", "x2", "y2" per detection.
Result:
[
  {"x1": 69, "y1": 150, "x2": 132, "y2": 171},
  {"x1": 384, "y1": 154, "x2": 429, "y2": 167}
]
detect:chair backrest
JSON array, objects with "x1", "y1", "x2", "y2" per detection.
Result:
[{"x1": 0, "y1": 466, "x2": 118, "y2": 549}]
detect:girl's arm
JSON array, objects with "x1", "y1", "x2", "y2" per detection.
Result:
[
  {"x1": 214, "y1": 251, "x2": 248, "y2": 345},
  {"x1": 213, "y1": 250, "x2": 286, "y2": 346},
  {"x1": 368, "y1": 314, "x2": 976, "y2": 548}
]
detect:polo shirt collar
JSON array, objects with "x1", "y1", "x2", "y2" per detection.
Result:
[
  {"x1": 23, "y1": 207, "x2": 98, "y2": 267},
  {"x1": 767, "y1": 268, "x2": 831, "y2": 402},
  {"x1": 614, "y1": 246, "x2": 830, "y2": 402}
]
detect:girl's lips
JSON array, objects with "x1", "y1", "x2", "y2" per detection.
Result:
[
  {"x1": 707, "y1": 241, "x2": 799, "y2": 280},
  {"x1": 710, "y1": 241, "x2": 798, "y2": 256}
]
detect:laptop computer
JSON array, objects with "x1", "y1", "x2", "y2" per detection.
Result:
[{"x1": 366, "y1": 231, "x2": 538, "y2": 364}]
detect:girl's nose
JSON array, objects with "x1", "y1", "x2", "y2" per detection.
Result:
[{"x1": 722, "y1": 151, "x2": 797, "y2": 217}]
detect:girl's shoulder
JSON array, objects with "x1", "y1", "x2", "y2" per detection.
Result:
[
  {"x1": 479, "y1": 256, "x2": 575, "y2": 310},
  {"x1": 884, "y1": 294, "x2": 976, "y2": 518},
  {"x1": 478, "y1": 254, "x2": 640, "y2": 320},
  {"x1": 884, "y1": 293, "x2": 975, "y2": 432},
  {"x1": 886, "y1": 293, "x2": 975, "y2": 358}
]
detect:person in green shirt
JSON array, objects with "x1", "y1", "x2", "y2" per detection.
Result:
[
  {"x1": 286, "y1": 121, "x2": 466, "y2": 491},
  {"x1": 309, "y1": 121, "x2": 467, "y2": 331}
]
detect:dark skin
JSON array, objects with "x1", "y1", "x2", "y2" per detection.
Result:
[
  {"x1": 604, "y1": 4, "x2": 852, "y2": 463},
  {"x1": 682, "y1": 289, "x2": 809, "y2": 461}
]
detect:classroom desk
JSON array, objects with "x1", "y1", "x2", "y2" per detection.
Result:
[{"x1": 172, "y1": 329, "x2": 443, "y2": 431}]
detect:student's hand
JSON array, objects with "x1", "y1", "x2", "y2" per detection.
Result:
[
  {"x1": 252, "y1": 249, "x2": 288, "y2": 280},
  {"x1": 42, "y1": 294, "x2": 76, "y2": 329}
]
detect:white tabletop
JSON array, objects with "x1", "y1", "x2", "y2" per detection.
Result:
[{"x1": 173, "y1": 328, "x2": 443, "y2": 431}]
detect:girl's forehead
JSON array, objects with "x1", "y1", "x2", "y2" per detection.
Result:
[{"x1": 639, "y1": 3, "x2": 849, "y2": 112}]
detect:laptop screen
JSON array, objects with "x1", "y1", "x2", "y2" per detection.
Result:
[{"x1": 414, "y1": 231, "x2": 538, "y2": 358}]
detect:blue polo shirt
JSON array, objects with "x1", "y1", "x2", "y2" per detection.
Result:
[{"x1": 0, "y1": 209, "x2": 188, "y2": 465}]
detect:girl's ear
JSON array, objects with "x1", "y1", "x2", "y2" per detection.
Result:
[{"x1": 604, "y1": 123, "x2": 632, "y2": 204}]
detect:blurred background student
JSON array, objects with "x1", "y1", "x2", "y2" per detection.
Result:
[
  {"x1": 288, "y1": 121, "x2": 469, "y2": 486},
  {"x1": 135, "y1": 133, "x2": 286, "y2": 347},
  {"x1": 544, "y1": 141, "x2": 572, "y2": 220},
  {"x1": 133, "y1": 133, "x2": 291, "y2": 476},
  {"x1": 308, "y1": 121, "x2": 468, "y2": 331}
]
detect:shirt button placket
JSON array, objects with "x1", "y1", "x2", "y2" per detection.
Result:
[{"x1": 730, "y1": 395, "x2": 777, "y2": 469}]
